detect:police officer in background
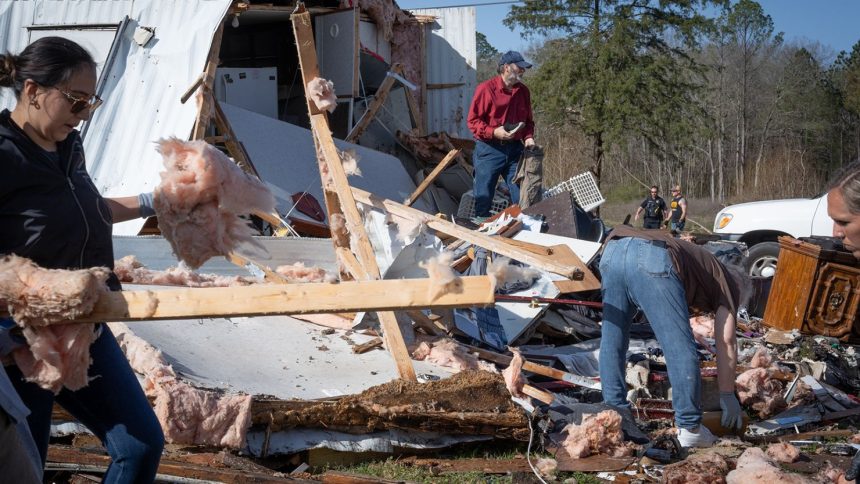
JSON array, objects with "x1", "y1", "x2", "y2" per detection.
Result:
[{"x1": 634, "y1": 185, "x2": 668, "y2": 229}]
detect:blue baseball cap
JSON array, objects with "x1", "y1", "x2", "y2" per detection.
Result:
[{"x1": 498, "y1": 50, "x2": 532, "y2": 69}]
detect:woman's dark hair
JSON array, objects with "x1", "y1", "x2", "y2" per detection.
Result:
[
  {"x1": 0, "y1": 36, "x2": 96, "y2": 98},
  {"x1": 827, "y1": 159, "x2": 860, "y2": 215}
]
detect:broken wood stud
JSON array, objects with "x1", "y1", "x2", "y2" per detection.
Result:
[
  {"x1": 43, "y1": 276, "x2": 495, "y2": 324},
  {"x1": 522, "y1": 384, "x2": 554, "y2": 404},
  {"x1": 292, "y1": 4, "x2": 416, "y2": 381},
  {"x1": 465, "y1": 343, "x2": 602, "y2": 390},
  {"x1": 191, "y1": 20, "x2": 225, "y2": 140},
  {"x1": 180, "y1": 73, "x2": 205, "y2": 104},
  {"x1": 351, "y1": 187, "x2": 582, "y2": 279},
  {"x1": 405, "y1": 148, "x2": 460, "y2": 207},
  {"x1": 345, "y1": 71, "x2": 397, "y2": 143},
  {"x1": 352, "y1": 337, "x2": 383, "y2": 354}
]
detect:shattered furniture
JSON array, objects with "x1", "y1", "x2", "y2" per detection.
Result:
[{"x1": 764, "y1": 236, "x2": 860, "y2": 341}]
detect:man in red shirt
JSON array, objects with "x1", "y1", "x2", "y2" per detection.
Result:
[{"x1": 467, "y1": 50, "x2": 536, "y2": 219}]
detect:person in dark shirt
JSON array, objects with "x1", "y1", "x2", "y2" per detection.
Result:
[
  {"x1": 466, "y1": 50, "x2": 536, "y2": 219},
  {"x1": 669, "y1": 184, "x2": 688, "y2": 233},
  {"x1": 598, "y1": 225, "x2": 747, "y2": 448},
  {"x1": 634, "y1": 185, "x2": 668, "y2": 229},
  {"x1": 1, "y1": 37, "x2": 163, "y2": 483}
]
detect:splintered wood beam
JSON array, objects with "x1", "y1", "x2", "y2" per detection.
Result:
[
  {"x1": 292, "y1": 4, "x2": 416, "y2": 381},
  {"x1": 191, "y1": 20, "x2": 225, "y2": 140},
  {"x1": 393, "y1": 64, "x2": 424, "y2": 135},
  {"x1": 345, "y1": 73, "x2": 396, "y2": 143},
  {"x1": 522, "y1": 384, "x2": 554, "y2": 404},
  {"x1": 405, "y1": 148, "x2": 459, "y2": 207},
  {"x1": 48, "y1": 276, "x2": 494, "y2": 324},
  {"x1": 350, "y1": 187, "x2": 582, "y2": 279},
  {"x1": 225, "y1": 252, "x2": 285, "y2": 284}
]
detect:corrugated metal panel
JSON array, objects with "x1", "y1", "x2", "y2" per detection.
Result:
[
  {"x1": 84, "y1": 0, "x2": 231, "y2": 235},
  {"x1": 32, "y1": 0, "x2": 131, "y2": 25},
  {"x1": 409, "y1": 7, "x2": 476, "y2": 138},
  {"x1": 0, "y1": 2, "x2": 36, "y2": 110}
]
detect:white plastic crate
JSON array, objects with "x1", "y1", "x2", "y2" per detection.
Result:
[
  {"x1": 544, "y1": 171, "x2": 605, "y2": 212},
  {"x1": 457, "y1": 189, "x2": 510, "y2": 219}
]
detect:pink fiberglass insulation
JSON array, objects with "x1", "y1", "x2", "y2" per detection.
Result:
[
  {"x1": 329, "y1": 213, "x2": 350, "y2": 248},
  {"x1": 154, "y1": 138, "x2": 276, "y2": 269},
  {"x1": 391, "y1": 22, "x2": 423, "y2": 109},
  {"x1": 535, "y1": 458, "x2": 557, "y2": 479},
  {"x1": 502, "y1": 348, "x2": 526, "y2": 398},
  {"x1": 411, "y1": 338, "x2": 497, "y2": 373},
  {"x1": 661, "y1": 452, "x2": 730, "y2": 484},
  {"x1": 819, "y1": 463, "x2": 855, "y2": 484},
  {"x1": 114, "y1": 255, "x2": 256, "y2": 287},
  {"x1": 274, "y1": 262, "x2": 337, "y2": 283},
  {"x1": 0, "y1": 255, "x2": 109, "y2": 327},
  {"x1": 487, "y1": 257, "x2": 540, "y2": 292},
  {"x1": 153, "y1": 383, "x2": 252, "y2": 448},
  {"x1": 736, "y1": 367, "x2": 786, "y2": 419},
  {"x1": 12, "y1": 324, "x2": 99, "y2": 393},
  {"x1": 749, "y1": 346, "x2": 773, "y2": 368},
  {"x1": 726, "y1": 447, "x2": 811, "y2": 484},
  {"x1": 340, "y1": 149, "x2": 361, "y2": 177},
  {"x1": 689, "y1": 314, "x2": 716, "y2": 353},
  {"x1": 419, "y1": 252, "x2": 462, "y2": 300},
  {"x1": 766, "y1": 442, "x2": 801, "y2": 463},
  {"x1": 353, "y1": 0, "x2": 410, "y2": 42},
  {"x1": 560, "y1": 410, "x2": 635, "y2": 459},
  {"x1": 111, "y1": 323, "x2": 252, "y2": 448},
  {"x1": 307, "y1": 77, "x2": 336, "y2": 113},
  {"x1": 0, "y1": 255, "x2": 109, "y2": 393}
]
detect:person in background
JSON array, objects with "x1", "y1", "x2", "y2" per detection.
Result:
[
  {"x1": 0, "y1": 37, "x2": 163, "y2": 482},
  {"x1": 826, "y1": 159, "x2": 860, "y2": 259},
  {"x1": 467, "y1": 50, "x2": 536, "y2": 220},
  {"x1": 634, "y1": 185, "x2": 667, "y2": 229},
  {"x1": 669, "y1": 184, "x2": 688, "y2": 233},
  {"x1": 598, "y1": 225, "x2": 747, "y2": 448}
]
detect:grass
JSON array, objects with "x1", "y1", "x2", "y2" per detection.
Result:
[
  {"x1": 330, "y1": 457, "x2": 606, "y2": 483},
  {"x1": 599, "y1": 196, "x2": 724, "y2": 233}
]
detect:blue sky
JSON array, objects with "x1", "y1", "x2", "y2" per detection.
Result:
[{"x1": 398, "y1": 0, "x2": 860, "y2": 62}]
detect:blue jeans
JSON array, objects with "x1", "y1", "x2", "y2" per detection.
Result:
[
  {"x1": 473, "y1": 140, "x2": 523, "y2": 216},
  {"x1": 598, "y1": 237, "x2": 702, "y2": 430},
  {"x1": 670, "y1": 220, "x2": 686, "y2": 232},
  {"x1": 6, "y1": 325, "x2": 164, "y2": 483}
]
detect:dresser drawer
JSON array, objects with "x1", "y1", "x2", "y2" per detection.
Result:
[{"x1": 806, "y1": 262, "x2": 860, "y2": 340}]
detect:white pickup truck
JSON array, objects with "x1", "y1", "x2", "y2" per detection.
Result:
[{"x1": 713, "y1": 194, "x2": 834, "y2": 277}]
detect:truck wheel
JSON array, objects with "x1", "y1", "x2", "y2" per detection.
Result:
[{"x1": 744, "y1": 242, "x2": 780, "y2": 278}]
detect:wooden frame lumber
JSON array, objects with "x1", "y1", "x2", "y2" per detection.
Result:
[
  {"x1": 292, "y1": 4, "x2": 416, "y2": 381},
  {"x1": 48, "y1": 276, "x2": 494, "y2": 324},
  {"x1": 404, "y1": 148, "x2": 459, "y2": 207},
  {"x1": 345, "y1": 71, "x2": 396, "y2": 143},
  {"x1": 350, "y1": 187, "x2": 583, "y2": 279},
  {"x1": 191, "y1": 20, "x2": 225, "y2": 140},
  {"x1": 464, "y1": 343, "x2": 602, "y2": 390},
  {"x1": 393, "y1": 64, "x2": 425, "y2": 135}
]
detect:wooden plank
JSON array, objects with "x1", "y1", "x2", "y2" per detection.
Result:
[
  {"x1": 392, "y1": 64, "x2": 424, "y2": 135},
  {"x1": 191, "y1": 20, "x2": 225, "y2": 140},
  {"x1": 225, "y1": 252, "x2": 285, "y2": 284},
  {"x1": 522, "y1": 384, "x2": 554, "y2": 404},
  {"x1": 546, "y1": 244, "x2": 601, "y2": 293},
  {"x1": 345, "y1": 73, "x2": 396, "y2": 143},
  {"x1": 46, "y1": 276, "x2": 494, "y2": 324},
  {"x1": 351, "y1": 187, "x2": 582, "y2": 279},
  {"x1": 498, "y1": 237, "x2": 553, "y2": 256},
  {"x1": 352, "y1": 337, "x2": 383, "y2": 354},
  {"x1": 465, "y1": 344, "x2": 601, "y2": 390},
  {"x1": 180, "y1": 73, "x2": 204, "y2": 104},
  {"x1": 292, "y1": 5, "x2": 416, "y2": 381},
  {"x1": 404, "y1": 148, "x2": 459, "y2": 206}
]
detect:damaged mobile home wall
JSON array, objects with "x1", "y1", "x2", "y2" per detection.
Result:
[{"x1": 0, "y1": 0, "x2": 232, "y2": 238}]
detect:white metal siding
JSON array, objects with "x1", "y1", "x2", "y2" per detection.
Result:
[
  {"x1": 85, "y1": 0, "x2": 231, "y2": 235},
  {"x1": 0, "y1": 1, "x2": 36, "y2": 110},
  {"x1": 32, "y1": 0, "x2": 131, "y2": 25},
  {"x1": 409, "y1": 7, "x2": 476, "y2": 138}
]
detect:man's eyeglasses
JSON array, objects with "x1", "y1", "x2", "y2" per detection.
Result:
[{"x1": 54, "y1": 87, "x2": 103, "y2": 114}]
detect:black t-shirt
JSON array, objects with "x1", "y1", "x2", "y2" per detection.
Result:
[
  {"x1": 670, "y1": 195, "x2": 686, "y2": 222},
  {"x1": 640, "y1": 196, "x2": 666, "y2": 220}
]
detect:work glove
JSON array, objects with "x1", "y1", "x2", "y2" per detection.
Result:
[
  {"x1": 719, "y1": 391, "x2": 744, "y2": 431},
  {"x1": 0, "y1": 317, "x2": 25, "y2": 357},
  {"x1": 138, "y1": 191, "x2": 156, "y2": 219}
]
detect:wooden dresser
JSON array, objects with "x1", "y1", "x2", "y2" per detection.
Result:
[{"x1": 763, "y1": 236, "x2": 860, "y2": 341}]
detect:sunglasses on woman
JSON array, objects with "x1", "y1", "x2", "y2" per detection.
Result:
[{"x1": 54, "y1": 87, "x2": 103, "y2": 114}]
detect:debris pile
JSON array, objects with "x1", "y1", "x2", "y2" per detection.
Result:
[{"x1": 560, "y1": 410, "x2": 636, "y2": 458}]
